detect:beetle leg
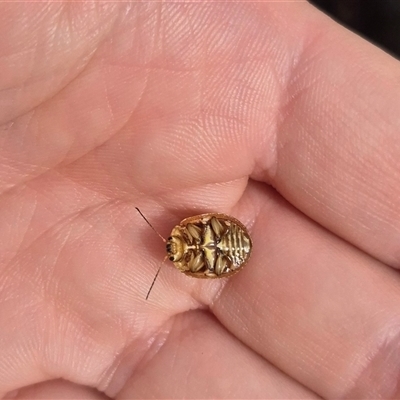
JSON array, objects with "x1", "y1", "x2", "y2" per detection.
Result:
[
  {"x1": 210, "y1": 217, "x2": 225, "y2": 239},
  {"x1": 186, "y1": 223, "x2": 202, "y2": 241},
  {"x1": 188, "y1": 253, "x2": 204, "y2": 273},
  {"x1": 215, "y1": 254, "x2": 229, "y2": 276}
]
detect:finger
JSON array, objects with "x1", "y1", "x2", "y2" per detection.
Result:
[
  {"x1": 250, "y1": 4, "x2": 400, "y2": 267},
  {"x1": 4, "y1": 379, "x2": 109, "y2": 400},
  {"x1": 211, "y1": 181, "x2": 400, "y2": 399},
  {"x1": 118, "y1": 311, "x2": 319, "y2": 399}
]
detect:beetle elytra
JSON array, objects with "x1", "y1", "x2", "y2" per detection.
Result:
[{"x1": 136, "y1": 208, "x2": 253, "y2": 299}]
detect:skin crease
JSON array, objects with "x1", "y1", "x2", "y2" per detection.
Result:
[{"x1": 0, "y1": 1, "x2": 400, "y2": 399}]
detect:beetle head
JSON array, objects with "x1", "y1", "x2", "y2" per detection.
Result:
[{"x1": 166, "y1": 236, "x2": 184, "y2": 262}]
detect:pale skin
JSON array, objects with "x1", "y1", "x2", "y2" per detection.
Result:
[{"x1": 1, "y1": 1, "x2": 400, "y2": 399}]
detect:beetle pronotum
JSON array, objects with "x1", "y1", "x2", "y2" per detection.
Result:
[{"x1": 136, "y1": 208, "x2": 253, "y2": 299}]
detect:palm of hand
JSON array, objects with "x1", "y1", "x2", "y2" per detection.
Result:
[{"x1": 1, "y1": 3, "x2": 400, "y2": 399}]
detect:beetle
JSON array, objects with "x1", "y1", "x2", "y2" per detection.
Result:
[{"x1": 136, "y1": 208, "x2": 252, "y2": 299}]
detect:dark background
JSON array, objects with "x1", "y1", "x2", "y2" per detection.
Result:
[{"x1": 309, "y1": 0, "x2": 400, "y2": 58}]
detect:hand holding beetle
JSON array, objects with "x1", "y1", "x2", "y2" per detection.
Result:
[{"x1": 1, "y1": 2, "x2": 400, "y2": 399}]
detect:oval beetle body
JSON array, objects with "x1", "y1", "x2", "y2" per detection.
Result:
[{"x1": 166, "y1": 213, "x2": 252, "y2": 278}]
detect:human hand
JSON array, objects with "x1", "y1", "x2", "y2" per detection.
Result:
[{"x1": 1, "y1": 2, "x2": 400, "y2": 399}]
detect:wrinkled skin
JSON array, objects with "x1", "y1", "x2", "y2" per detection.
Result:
[{"x1": 1, "y1": 2, "x2": 400, "y2": 399}]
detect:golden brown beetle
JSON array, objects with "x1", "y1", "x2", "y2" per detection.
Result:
[{"x1": 136, "y1": 208, "x2": 252, "y2": 299}]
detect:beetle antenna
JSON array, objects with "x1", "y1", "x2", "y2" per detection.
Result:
[
  {"x1": 145, "y1": 259, "x2": 166, "y2": 300},
  {"x1": 135, "y1": 207, "x2": 166, "y2": 243},
  {"x1": 136, "y1": 208, "x2": 168, "y2": 300},
  {"x1": 146, "y1": 266, "x2": 161, "y2": 300}
]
